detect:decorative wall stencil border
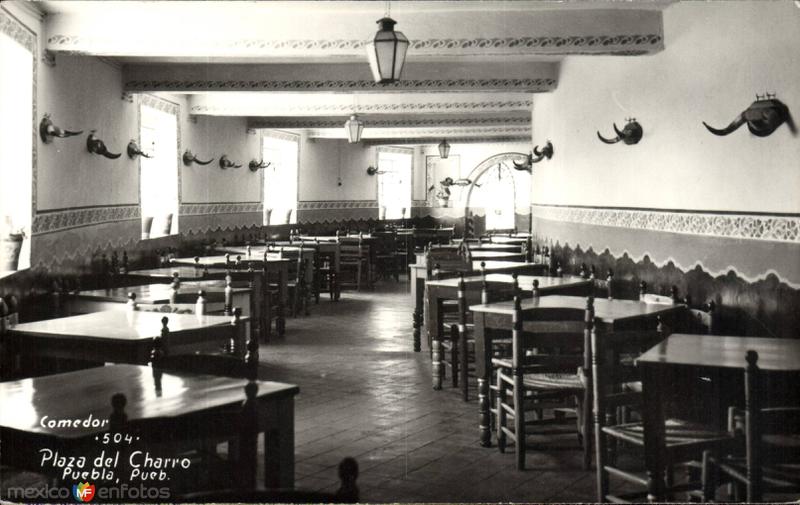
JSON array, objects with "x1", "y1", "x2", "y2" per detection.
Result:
[
  {"x1": 139, "y1": 93, "x2": 179, "y2": 115},
  {"x1": 180, "y1": 202, "x2": 263, "y2": 215},
  {"x1": 125, "y1": 78, "x2": 556, "y2": 93},
  {"x1": 363, "y1": 135, "x2": 530, "y2": 146},
  {"x1": 532, "y1": 204, "x2": 800, "y2": 244},
  {"x1": 298, "y1": 201, "x2": 379, "y2": 210},
  {"x1": 49, "y1": 34, "x2": 662, "y2": 55},
  {"x1": 32, "y1": 205, "x2": 141, "y2": 234},
  {"x1": 0, "y1": 8, "x2": 36, "y2": 52},
  {"x1": 377, "y1": 146, "x2": 414, "y2": 156},
  {"x1": 249, "y1": 116, "x2": 531, "y2": 130},
  {"x1": 261, "y1": 129, "x2": 299, "y2": 143},
  {"x1": 194, "y1": 99, "x2": 533, "y2": 116}
]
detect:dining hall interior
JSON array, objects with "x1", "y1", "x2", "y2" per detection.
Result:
[{"x1": 0, "y1": 0, "x2": 799, "y2": 503}]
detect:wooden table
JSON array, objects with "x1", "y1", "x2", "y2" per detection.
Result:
[
  {"x1": 450, "y1": 241, "x2": 523, "y2": 252},
  {"x1": 65, "y1": 281, "x2": 252, "y2": 317},
  {"x1": 470, "y1": 295, "x2": 684, "y2": 447},
  {"x1": 636, "y1": 334, "x2": 800, "y2": 501},
  {"x1": 129, "y1": 261, "x2": 290, "y2": 340},
  {"x1": 6, "y1": 310, "x2": 248, "y2": 364},
  {"x1": 487, "y1": 235, "x2": 529, "y2": 245},
  {"x1": 425, "y1": 274, "x2": 592, "y2": 383},
  {"x1": 409, "y1": 261, "x2": 548, "y2": 352},
  {"x1": 0, "y1": 364, "x2": 298, "y2": 489}
]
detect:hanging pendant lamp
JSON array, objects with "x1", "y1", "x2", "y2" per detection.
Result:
[
  {"x1": 366, "y1": 17, "x2": 409, "y2": 84},
  {"x1": 438, "y1": 139, "x2": 451, "y2": 159},
  {"x1": 345, "y1": 115, "x2": 364, "y2": 143}
]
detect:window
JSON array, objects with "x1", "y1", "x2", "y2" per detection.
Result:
[
  {"x1": 139, "y1": 103, "x2": 179, "y2": 239},
  {"x1": 377, "y1": 149, "x2": 412, "y2": 220},
  {"x1": 263, "y1": 134, "x2": 298, "y2": 225},
  {"x1": 0, "y1": 30, "x2": 33, "y2": 270}
]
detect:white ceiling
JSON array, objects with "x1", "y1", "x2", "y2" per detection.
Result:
[{"x1": 35, "y1": 0, "x2": 672, "y2": 143}]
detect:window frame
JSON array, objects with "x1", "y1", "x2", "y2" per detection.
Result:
[
  {"x1": 261, "y1": 130, "x2": 300, "y2": 226},
  {"x1": 375, "y1": 146, "x2": 413, "y2": 220}
]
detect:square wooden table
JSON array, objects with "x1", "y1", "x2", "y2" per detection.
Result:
[
  {"x1": 409, "y1": 261, "x2": 548, "y2": 352},
  {"x1": 470, "y1": 295, "x2": 684, "y2": 447},
  {"x1": 426, "y1": 274, "x2": 592, "y2": 387},
  {"x1": 0, "y1": 364, "x2": 298, "y2": 490},
  {"x1": 636, "y1": 334, "x2": 800, "y2": 501},
  {"x1": 5, "y1": 310, "x2": 248, "y2": 364},
  {"x1": 65, "y1": 281, "x2": 252, "y2": 317}
]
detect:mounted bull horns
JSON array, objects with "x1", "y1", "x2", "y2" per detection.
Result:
[
  {"x1": 86, "y1": 131, "x2": 121, "y2": 159},
  {"x1": 39, "y1": 114, "x2": 82, "y2": 144},
  {"x1": 249, "y1": 159, "x2": 271, "y2": 172},
  {"x1": 366, "y1": 166, "x2": 385, "y2": 176},
  {"x1": 703, "y1": 95, "x2": 796, "y2": 137},
  {"x1": 127, "y1": 140, "x2": 152, "y2": 159},
  {"x1": 219, "y1": 155, "x2": 242, "y2": 169},
  {"x1": 183, "y1": 149, "x2": 214, "y2": 166},
  {"x1": 597, "y1": 118, "x2": 643, "y2": 145},
  {"x1": 512, "y1": 141, "x2": 554, "y2": 172}
]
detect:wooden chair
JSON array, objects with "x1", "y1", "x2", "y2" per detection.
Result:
[
  {"x1": 279, "y1": 246, "x2": 310, "y2": 317},
  {"x1": 338, "y1": 237, "x2": 369, "y2": 291},
  {"x1": 713, "y1": 351, "x2": 800, "y2": 502},
  {"x1": 373, "y1": 230, "x2": 401, "y2": 281},
  {"x1": 591, "y1": 312, "x2": 736, "y2": 503},
  {"x1": 495, "y1": 296, "x2": 594, "y2": 470}
]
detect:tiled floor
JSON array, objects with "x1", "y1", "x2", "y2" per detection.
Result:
[{"x1": 264, "y1": 280, "x2": 598, "y2": 503}]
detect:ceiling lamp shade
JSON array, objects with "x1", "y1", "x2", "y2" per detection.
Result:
[
  {"x1": 438, "y1": 139, "x2": 451, "y2": 159},
  {"x1": 345, "y1": 115, "x2": 364, "y2": 143},
  {"x1": 366, "y1": 17, "x2": 409, "y2": 84}
]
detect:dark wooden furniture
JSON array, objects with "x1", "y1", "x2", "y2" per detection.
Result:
[
  {"x1": 426, "y1": 273, "x2": 591, "y2": 388},
  {"x1": 636, "y1": 334, "x2": 800, "y2": 502},
  {"x1": 470, "y1": 295, "x2": 684, "y2": 448},
  {"x1": 495, "y1": 296, "x2": 594, "y2": 470},
  {"x1": 4, "y1": 309, "x2": 247, "y2": 365},
  {"x1": 0, "y1": 364, "x2": 298, "y2": 490},
  {"x1": 411, "y1": 260, "x2": 548, "y2": 353}
]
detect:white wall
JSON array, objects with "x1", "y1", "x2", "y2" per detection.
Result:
[{"x1": 531, "y1": 1, "x2": 800, "y2": 213}]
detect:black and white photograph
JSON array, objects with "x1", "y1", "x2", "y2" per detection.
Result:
[{"x1": 0, "y1": 0, "x2": 798, "y2": 503}]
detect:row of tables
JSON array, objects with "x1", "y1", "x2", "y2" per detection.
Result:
[{"x1": 411, "y1": 234, "x2": 800, "y2": 501}]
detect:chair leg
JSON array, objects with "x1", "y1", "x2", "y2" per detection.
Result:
[
  {"x1": 578, "y1": 390, "x2": 592, "y2": 470},
  {"x1": 459, "y1": 331, "x2": 469, "y2": 402},
  {"x1": 594, "y1": 406, "x2": 608, "y2": 502},
  {"x1": 497, "y1": 372, "x2": 507, "y2": 453},
  {"x1": 450, "y1": 325, "x2": 459, "y2": 389},
  {"x1": 514, "y1": 373, "x2": 525, "y2": 470}
]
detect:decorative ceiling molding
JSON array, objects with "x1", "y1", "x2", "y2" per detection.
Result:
[
  {"x1": 124, "y1": 78, "x2": 556, "y2": 93},
  {"x1": 47, "y1": 33, "x2": 662, "y2": 57},
  {"x1": 304, "y1": 125, "x2": 531, "y2": 140},
  {"x1": 248, "y1": 116, "x2": 531, "y2": 130},
  {"x1": 0, "y1": 8, "x2": 36, "y2": 52},
  {"x1": 190, "y1": 99, "x2": 533, "y2": 116},
  {"x1": 362, "y1": 135, "x2": 531, "y2": 146}
]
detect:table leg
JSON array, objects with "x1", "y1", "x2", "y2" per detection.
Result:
[
  {"x1": 641, "y1": 364, "x2": 667, "y2": 502},
  {"x1": 474, "y1": 312, "x2": 492, "y2": 447},
  {"x1": 264, "y1": 396, "x2": 295, "y2": 489},
  {"x1": 412, "y1": 274, "x2": 424, "y2": 352},
  {"x1": 277, "y1": 268, "x2": 287, "y2": 336}
]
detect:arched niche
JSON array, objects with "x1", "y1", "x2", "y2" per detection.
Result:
[{"x1": 463, "y1": 152, "x2": 531, "y2": 232}]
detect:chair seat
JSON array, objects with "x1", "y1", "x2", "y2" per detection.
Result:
[
  {"x1": 522, "y1": 372, "x2": 583, "y2": 390},
  {"x1": 604, "y1": 418, "x2": 732, "y2": 448}
]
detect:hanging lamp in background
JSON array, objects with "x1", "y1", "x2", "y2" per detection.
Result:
[
  {"x1": 366, "y1": 13, "x2": 409, "y2": 84},
  {"x1": 345, "y1": 115, "x2": 364, "y2": 143},
  {"x1": 438, "y1": 139, "x2": 451, "y2": 159}
]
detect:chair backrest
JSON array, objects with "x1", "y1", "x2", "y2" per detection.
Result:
[
  {"x1": 425, "y1": 244, "x2": 469, "y2": 278},
  {"x1": 512, "y1": 295, "x2": 594, "y2": 373},
  {"x1": 339, "y1": 237, "x2": 366, "y2": 261}
]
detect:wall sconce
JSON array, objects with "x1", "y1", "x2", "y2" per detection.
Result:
[
  {"x1": 127, "y1": 140, "x2": 152, "y2": 159},
  {"x1": 703, "y1": 94, "x2": 796, "y2": 137},
  {"x1": 86, "y1": 130, "x2": 121, "y2": 159},
  {"x1": 219, "y1": 155, "x2": 242, "y2": 169},
  {"x1": 512, "y1": 140, "x2": 554, "y2": 172},
  {"x1": 438, "y1": 139, "x2": 451, "y2": 159},
  {"x1": 39, "y1": 114, "x2": 82, "y2": 144},
  {"x1": 183, "y1": 149, "x2": 214, "y2": 166},
  {"x1": 597, "y1": 119, "x2": 643, "y2": 145},
  {"x1": 249, "y1": 159, "x2": 271, "y2": 172},
  {"x1": 366, "y1": 166, "x2": 386, "y2": 176}
]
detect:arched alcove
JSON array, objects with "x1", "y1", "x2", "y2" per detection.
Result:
[{"x1": 464, "y1": 152, "x2": 531, "y2": 232}]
